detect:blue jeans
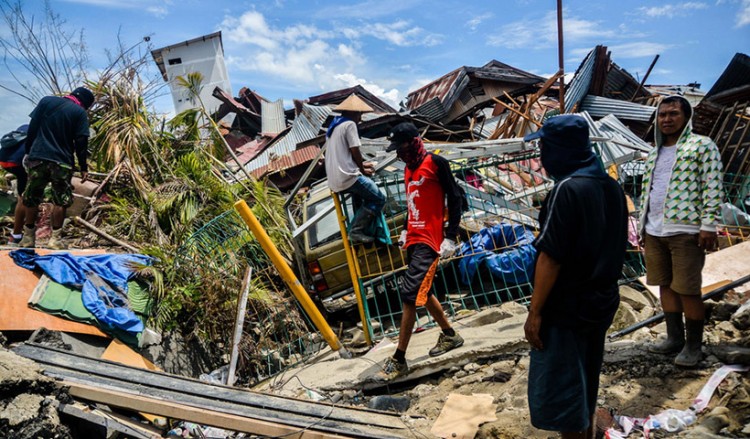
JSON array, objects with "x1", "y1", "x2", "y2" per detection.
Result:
[{"x1": 343, "y1": 176, "x2": 385, "y2": 213}]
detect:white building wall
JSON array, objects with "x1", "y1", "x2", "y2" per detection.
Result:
[{"x1": 160, "y1": 36, "x2": 231, "y2": 115}]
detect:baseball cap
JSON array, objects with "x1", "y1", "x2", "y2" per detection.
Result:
[
  {"x1": 523, "y1": 115, "x2": 589, "y2": 149},
  {"x1": 386, "y1": 122, "x2": 419, "y2": 152}
]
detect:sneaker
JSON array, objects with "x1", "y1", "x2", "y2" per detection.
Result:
[
  {"x1": 371, "y1": 357, "x2": 408, "y2": 382},
  {"x1": 7, "y1": 235, "x2": 22, "y2": 247},
  {"x1": 18, "y1": 226, "x2": 36, "y2": 248},
  {"x1": 429, "y1": 332, "x2": 464, "y2": 357},
  {"x1": 47, "y1": 229, "x2": 66, "y2": 250}
]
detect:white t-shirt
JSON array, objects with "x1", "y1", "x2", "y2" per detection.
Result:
[
  {"x1": 645, "y1": 145, "x2": 678, "y2": 236},
  {"x1": 324, "y1": 120, "x2": 362, "y2": 192}
]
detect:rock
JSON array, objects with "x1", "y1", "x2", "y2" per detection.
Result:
[
  {"x1": 368, "y1": 395, "x2": 410, "y2": 412},
  {"x1": 714, "y1": 321, "x2": 739, "y2": 338},
  {"x1": 610, "y1": 302, "x2": 639, "y2": 332},
  {"x1": 619, "y1": 285, "x2": 653, "y2": 311},
  {"x1": 709, "y1": 345, "x2": 750, "y2": 365},
  {"x1": 731, "y1": 302, "x2": 750, "y2": 330},
  {"x1": 412, "y1": 384, "x2": 435, "y2": 398},
  {"x1": 681, "y1": 407, "x2": 730, "y2": 438},
  {"x1": 0, "y1": 394, "x2": 43, "y2": 426},
  {"x1": 707, "y1": 300, "x2": 739, "y2": 322},
  {"x1": 463, "y1": 362, "x2": 481, "y2": 373}
]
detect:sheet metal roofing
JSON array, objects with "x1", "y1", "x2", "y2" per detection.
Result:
[
  {"x1": 581, "y1": 95, "x2": 656, "y2": 122},
  {"x1": 705, "y1": 53, "x2": 750, "y2": 100},
  {"x1": 261, "y1": 99, "x2": 286, "y2": 134},
  {"x1": 565, "y1": 48, "x2": 596, "y2": 113},
  {"x1": 250, "y1": 144, "x2": 321, "y2": 178},
  {"x1": 243, "y1": 104, "x2": 331, "y2": 174}
]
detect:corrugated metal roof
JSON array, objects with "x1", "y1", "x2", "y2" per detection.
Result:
[
  {"x1": 565, "y1": 48, "x2": 596, "y2": 113},
  {"x1": 407, "y1": 68, "x2": 465, "y2": 110},
  {"x1": 572, "y1": 111, "x2": 652, "y2": 166},
  {"x1": 244, "y1": 104, "x2": 331, "y2": 173},
  {"x1": 251, "y1": 144, "x2": 321, "y2": 178},
  {"x1": 261, "y1": 99, "x2": 286, "y2": 134},
  {"x1": 705, "y1": 53, "x2": 750, "y2": 100},
  {"x1": 581, "y1": 95, "x2": 656, "y2": 122}
]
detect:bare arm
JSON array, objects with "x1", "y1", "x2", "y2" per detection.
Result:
[{"x1": 524, "y1": 251, "x2": 561, "y2": 350}]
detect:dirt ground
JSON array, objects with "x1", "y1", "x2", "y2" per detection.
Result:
[
  {"x1": 342, "y1": 292, "x2": 750, "y2": 439},
  {"x1": 2, "y1": 288, "x2": 749, "y2": 438}
]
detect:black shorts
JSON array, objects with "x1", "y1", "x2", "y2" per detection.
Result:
[
  {"x1": 4, "y1": 165, "x2": 28, "y2": 195},
  {"x1": 400, "y1": 243, "x2": 439, "y2": 306}
]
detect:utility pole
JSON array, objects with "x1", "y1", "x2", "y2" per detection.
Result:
[{"x1": 557, "y1": 0, "x2": 565, "y2": 112}]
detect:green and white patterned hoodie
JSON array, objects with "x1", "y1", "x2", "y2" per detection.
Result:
[{"x1": 638, "y1": 105, "x2": 724, "y2": 236}]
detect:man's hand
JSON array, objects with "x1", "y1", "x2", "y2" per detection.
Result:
[
  {"x1": 398, "y1": 230, "x2": 407, "y2": 249},
  {"x1": 698, "y1": 230, "x2": 717, "y2": 251},
  {"x1": 439, "y1": 238, "x2": 457, "y2": 258},
  {"x1": 80, "y1": 171, "x2": 89, "y2": 183},
  {"x1": 524, "y1": 311, "x2": 544, "y2": 350},
  {"x1": 362, "y1": 161, "x2": 376, "y2": 176}
]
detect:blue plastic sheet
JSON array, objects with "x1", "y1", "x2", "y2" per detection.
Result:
[
  {"x1": 10, "y1": 249, "x2": 152, "y2": 333},
  {"x1": 457, "y1": 223, "x2": 536, "y2": 286}
]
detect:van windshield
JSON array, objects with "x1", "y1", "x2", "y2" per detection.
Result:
[{"x1": 307, "y1": 199, "x2": 340, "y2": 247}]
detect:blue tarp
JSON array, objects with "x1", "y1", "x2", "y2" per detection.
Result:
[
  {"x1": 10, "y1": 249, "x2": 152, "y2": 333},
  {"x1": 458, "y1": 223, "x2": 536, "y2": 286}
]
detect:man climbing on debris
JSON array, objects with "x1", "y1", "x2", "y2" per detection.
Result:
[
  {"x1": 372, "y1": 121, "x2": 466, "y2": 382},
  {"x1": 523, "y1": 115, "x2": 627, "y2": 439},
  {"x1": 640, "y1": 95, "x2": 724, "y2": 367},
  {"x1": 324, "y1": 94, "x2": 385, "y2": 244},
  {"x1": 19, "y1": 86, "x2": 94, "y2": 250}
]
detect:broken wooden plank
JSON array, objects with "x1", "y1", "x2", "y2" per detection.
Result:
[
  {"x1": 66, "y1": 382, "x2": 371, "y2": 439},
  {"x1": 58, "y1": 403, "x2": 162, "y2": 439},
  {"x1": 13, "y1": 343, "x2": 404, "y2": 433}
]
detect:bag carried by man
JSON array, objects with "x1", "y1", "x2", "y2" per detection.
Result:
[{"x1": 0, "y1": 125, "x2": 28, "y2": 169}]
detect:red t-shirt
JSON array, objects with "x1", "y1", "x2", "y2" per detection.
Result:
[{"x1": 404, "y1": 154, "x2": 448, "y2": 252}]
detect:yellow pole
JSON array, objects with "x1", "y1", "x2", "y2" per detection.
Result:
[
  {"x1": 332, "y1": 193, "x2": 373, "y2": 346},
  {"x1": 233, "y1": 200, "x2": 347, "y2": 355}
]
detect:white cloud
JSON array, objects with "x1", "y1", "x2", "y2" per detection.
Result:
[
  {"x1": 638, "y1": 2, "x2": 708, "y2": 18},
  {"x1": 61, "y1": 0, "x2": 171, "y2": 17},
  {"x1": 330, "y1": 73, "x2": 400, "y2": 108},
  {"x1": 487, "y1": 10, "x2": 616, "y2": 50},
  {"x1": 738, "y1": 0, "x2": 750, "y2": 27},
  {"x1": 341, "y1": 20, "x2": 443, "y2": 47},
  {"x1": 466, "y1": 13, "x2": 493, "y2": 31}
]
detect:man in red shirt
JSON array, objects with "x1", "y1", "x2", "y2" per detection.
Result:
[{"x1": 372, "y1": 122, "x2": 466, "y2": 382}]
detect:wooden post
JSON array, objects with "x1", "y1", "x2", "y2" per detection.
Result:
[
  {"x1": 557, "y1": 0, "x2": 565, "y2": 112},
  {"x1": 228, "y1": 267, "x2": 253, "y2": 386}
]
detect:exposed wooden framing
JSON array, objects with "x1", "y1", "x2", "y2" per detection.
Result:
[
  {"x1": 630, "y1": 54, "x2": 659, "y2": 102},
  {"x1": 491, "y1": 98, "x2": 542, "y2": 129}
]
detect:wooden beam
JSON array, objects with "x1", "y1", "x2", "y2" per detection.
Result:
[
  {"x1": 491, "y1": 98, "x2": 542, "y2": 128},
  {"x1": 66, "y1": 382, "x2": 362, "y2": 439}
]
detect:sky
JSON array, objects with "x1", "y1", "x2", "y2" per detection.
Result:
[{"x1": 0, "y1": 0, "x2": 749, "y2": 134}]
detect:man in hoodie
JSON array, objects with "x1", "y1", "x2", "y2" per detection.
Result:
[
  {"x1": 19, "y1": 86, "x2": 94, "y2": 250},
  {"x1": 324, "y1": 94, "x2": 385, "y2": 244},
  {"x1": 371, "y1": 122, "x2": 465, "y2": 382},
  {"x1": 523, "y1": 115, "x2": 627, "y2": 439},
  {"x1": 640, "y1": 95, "x2": 724, "y2": 367}
]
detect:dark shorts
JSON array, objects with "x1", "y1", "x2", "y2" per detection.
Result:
[
  {"x1": 22, "y1": 160, "x2": 74, "y2": 208},
  {"x1": 400, "y1": 243, "x2": 439, "y2": 306},
  {"x1": 528, "y1": 321, "x2": 610, "y2": 432},
  {"x1": 4, "y1": 165, "x2": 28, "y2": 195},
  {"x1": 644, "y1": 233, "x2": 705, "y2": 295}
]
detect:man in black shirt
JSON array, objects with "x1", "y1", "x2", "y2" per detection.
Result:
[
  {"x1": 523, "y1": 115, "x2": 627, "y2": 439},
  {"x1": 19, "y1": 87, "x2": 94, "y2": 249}
]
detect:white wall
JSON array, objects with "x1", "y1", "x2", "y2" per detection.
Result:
[{"x1": 161, "y1": 36, "x2": 231, "y2": 115}]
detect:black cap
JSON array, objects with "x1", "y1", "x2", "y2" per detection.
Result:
[
  {"x1": 386, "y1": 122, "x2": 419, "y2": 152},
  {"x1": 71, "y1": 87, "x2": 95, "y2": 109}
]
